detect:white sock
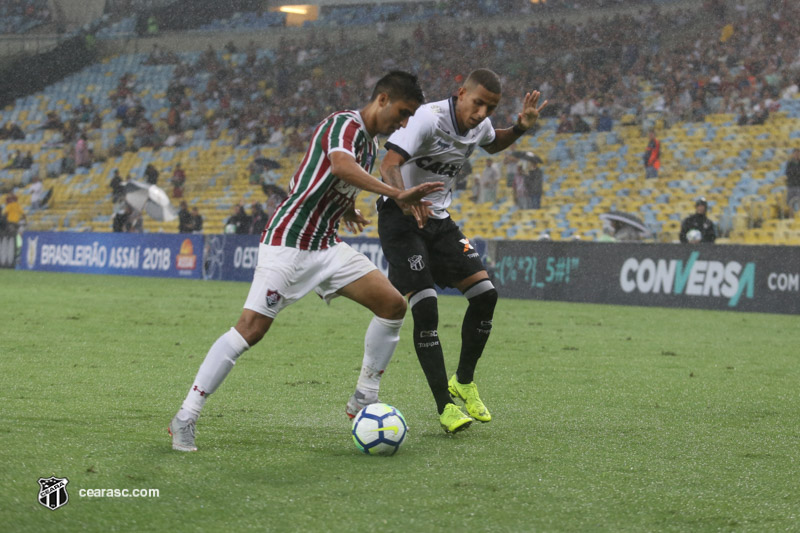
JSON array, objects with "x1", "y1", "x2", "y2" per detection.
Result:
[
  {"x1": 177, "y1": 327, "x2": 250, "y2": 421},
  {"x1": 355, "y1": 316, "x2": 404, "y2": 399}
]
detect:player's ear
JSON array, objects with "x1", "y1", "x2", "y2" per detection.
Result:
[{"x1": 377, "y1": 92, "x2": 390, "y2": 108}]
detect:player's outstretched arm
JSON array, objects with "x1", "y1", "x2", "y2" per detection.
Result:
[
  {"x1": 483, "y1": 90, "x2": 548, "y2": 154},
  {"x1": 379, "y1": 150, "x2": 407, "y2": 190},
  {"x1": 330, "y1": 150, "x2": 443, "y2": 205},
  {"x1": 380, "y1": 149, "x2": 435, "y2": 228}
]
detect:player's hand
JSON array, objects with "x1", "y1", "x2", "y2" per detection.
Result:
[
  {"x1": 342, "y1": 208, "x2": 370, "y2": 234},
  {"x1": 395, "y1": 181, "x2": 444, "y2": 228},
  {"x1": 397, "y1": 200, "x2": 433, "y2": 229},
  {"x1": 516, "y1": 90, "x2": 548, "y2": 131}
]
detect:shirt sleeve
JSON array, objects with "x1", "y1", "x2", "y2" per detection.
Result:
[
  {"x1": 384, "y1": 107, "x2": 435, "y2": 162},
  {"x1": 478, "y1": 118, "x2": 496, "y2": 147},
  {"x1": 326, "y1": 115, "x2": 362, "y2": 158}
]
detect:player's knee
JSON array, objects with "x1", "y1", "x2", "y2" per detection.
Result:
[
  {"x1": 235, "y1": 311, "x2": 272, "y2": 346},
  {"x1": 466, "y1": 280, "x2": 498, "y2": 317},
  {"x1": 379, "y1": 292, "x2": 407, "y2": 320},
  {"x1": 410, "y1": 289, "x2": 438, "y2": 329}
]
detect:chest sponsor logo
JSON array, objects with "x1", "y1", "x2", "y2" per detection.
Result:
[{"x1": 414, "y1": 156, "x2": 463, "y2": 177}]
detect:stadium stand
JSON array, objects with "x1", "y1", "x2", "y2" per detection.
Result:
[
  {"x1": 0, "y1": 0, "x2": 798, "y2": 244},
  {"x1": 0, "y1": 0, "x2": 50, "y2": 34}
]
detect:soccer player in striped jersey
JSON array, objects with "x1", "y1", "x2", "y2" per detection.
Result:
[
  {"x1": 377, "y1": 68, "x2": 547, "y2": 433},
  {"x1": 169, "y1": 71, "x2": 443, "y2": 451}
]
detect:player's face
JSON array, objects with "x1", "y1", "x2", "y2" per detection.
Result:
[
  {"x1": 456, "y1": 84, "x2": 501, "y2": 131},
  {"x1": 376, "y1": 96, "x2": 420, "y2": 136}
]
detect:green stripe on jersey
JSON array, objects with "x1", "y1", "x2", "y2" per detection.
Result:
[
  {"x1": 266, "y1": 114, "x2": 338, "y2": 246},
  {"x1": 284, "y1": 115, "x2": 351, "y2": 248}
]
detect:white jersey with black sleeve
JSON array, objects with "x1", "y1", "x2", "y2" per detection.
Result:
[{"x1": 383, "y1": 96, "x2": 495, "y2": 219}]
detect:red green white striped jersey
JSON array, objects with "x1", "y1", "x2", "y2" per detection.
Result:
[{"x1": 261, "y1": 110, "x2": 377, "y2": 250}]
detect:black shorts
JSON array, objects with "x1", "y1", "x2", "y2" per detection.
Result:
[{"x1": 377, "y1": 198, "x2": 485, "y2": 294}]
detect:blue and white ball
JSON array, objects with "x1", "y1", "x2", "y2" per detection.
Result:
[
  {"x1": 351, "y1": 403, "x2": 408, "y2": 456},
  {"x1": 686, "y1": 228, "x2": 702, "y2": 243}
]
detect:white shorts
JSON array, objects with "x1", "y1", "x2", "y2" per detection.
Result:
[{"x1": 243, "y1": 243, "x2": 377, "y2": 318}]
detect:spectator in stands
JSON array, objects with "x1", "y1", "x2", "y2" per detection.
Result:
[
  {"x1": 595, "y1": 108, "x2": 613, "y2": 132},
  {"x1": 2, "y1": 122, "x2": 25, "y2": 140},
  {"x1": 253, "y1": 127, "x2": 268, "y2": 146},
  {"x1": 178, "y1": 201, "x2": 194, "y2": 233},
  {"x1": 513, "y1": 163, "x2": 529, "y2": 209},
  {"x1": 110, "y1": 128, "x2": 127, "y2": 156},
  {"x1": 225, "y1": 205, "x2": 250, "y2": 235},
  {"x1": 27, "y1": 177, "x2": 44, "y2": 211},
  {"x1": 60, "y1": 145, "x2": 75, "y2": 175},
  {"x1": 20, "y1": 151, "x2": 33, "y2": 169},
  {"x1": 572, "y1": 114, "x2": 591, "y2": 133},
  {"x1": 170, "y1": 163, "x2": 186, "y2": 198},
  {"x1": 144, "y1": 163, "x2": 159, "y2": 185},
  {"x1": 689, "y1": 100, "x2": 707, "y2": 123},
  {"x1": 644, "y1": 130, "x2": 660, "y2": 179},
  {"x1": 191, "y1": 207, "x2": 203, "y2": 233},
  {"x1": 680, "y1": 197, "x2": 716, "y2": 244},
  {"x1": 127, "y1": 207, "x2": 143, "y2": 233},
  {"x1": 110, "y1": 169, "x2": 125, "y2": 203},
  {"x1": 167, "y1": 106, "x2": 181, "y2": 133},
  {"x1": 5, "y1": 150, "x2": 22, "y2": 169},
  {"x1": 749, "y1": 101, "x2": 769, "y2": 125},
  {"x1": 4, "y1": 193, "x2": 25, "y2": 233},
  {"x1": 556, "y1": 113, "x2": 572, "y2": 134},
  {"x1": 526, "y1": 159, "x2": 544, "y2": 210},
  {"x1": 248, "y1": 202, "x2": 268, "y2": 235},
  {"x1": 477, "y1": 159, "x2": 500, "y2": 204},
  {"x1": 133, "y1": 118, "x2": 158, "y2": 149},
  {"x1": 43, "y1": 111, "x2": 63, "y2": 131},
  {"x1": 112, "y1": 204, "x2": 129, "y2": 232},
  {"x1": 75, "y1": 134, "x2": 91, "y2": 168},
  {"x1": 785, "y1": 149, "x2": 800, "y2": 215}
]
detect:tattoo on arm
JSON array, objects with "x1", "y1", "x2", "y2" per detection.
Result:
[{"x1": 382, "y1": 165, "x2": 405, "y2": 190}]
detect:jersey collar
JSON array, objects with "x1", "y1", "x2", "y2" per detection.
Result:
[
  {"x1": 448, "y1": 96, "x2": 465, "y2": 136},
  {"x1": 354, "y1": 110, "x2": 373, "y2": 141}
]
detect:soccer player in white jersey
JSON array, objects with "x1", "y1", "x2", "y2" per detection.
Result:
[
  {"x1": 378, "y1": 68, "x2": 547, "y2": 433},
  {"x1": 169, "y1": 71, "x2": 443, "y2": 451}
]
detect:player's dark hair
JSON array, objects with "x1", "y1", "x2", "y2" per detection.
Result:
[
  {"x1": 464, "y1": 68, "x2": 502, "y2": 95},
  {"x1": 370, "y1": 71, "x2": 424, "y2": 104}
]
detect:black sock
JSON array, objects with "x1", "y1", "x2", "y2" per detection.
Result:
[
  {"x1": 411, "y1": 293, "x2": 451, "y2": 414},
  {"x1": 457, "y1": 283, "x2": 497, "y2": 384}
]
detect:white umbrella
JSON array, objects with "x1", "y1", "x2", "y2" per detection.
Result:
[
  {"x1": 124, "y1": 180, "x2": 178, "y2": 222},
  {"x1": 599, "y1": 211, "x2": 652, "y2": 239}
]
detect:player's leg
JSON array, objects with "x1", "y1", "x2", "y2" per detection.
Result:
[
  {"x1": 429, "y1": 225, "x2": 496, "y2": 422},
  {"x1": 170, "y1": 245, "x2": 297, "y2": 451},
  {"x1": 169, "y1": 310, "x2": 271, "y2": 451},
  {"x1": 449, "y1": 271, "x2": 496, "y2": 422},
  {"x1": 335, "y1": 269, "x2": 406, "y2": 417},
  {"x1": 378, "y1": 200, "x2": 472, "y2": 433},
  {"x1": 407, "y1": 288, "x2": 472, "y2": 433}
]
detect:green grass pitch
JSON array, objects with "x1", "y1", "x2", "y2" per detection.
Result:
[{"x1": 1, "y1": 269, "x2": 798, "y2": 532}]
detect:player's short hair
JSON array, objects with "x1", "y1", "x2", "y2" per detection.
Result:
[
  {"x1": 464, "y1": 69, "x2": 502, "y2": 95},
  {"x1": 370, "y1": 71, "x2": 425, "y2": 104}
]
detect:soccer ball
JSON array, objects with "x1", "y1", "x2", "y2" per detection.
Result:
[
  {"x1": 686, "y1": 228, "x2": 702, "y2": 243},
  {"x1": 351, "y1": 403, "x2": 407, "y2": 456}
]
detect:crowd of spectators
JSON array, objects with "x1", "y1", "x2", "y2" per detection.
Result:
[
  {"x1": 3, "y1": 0, "x2": 800, "y2": 236},
  {"x1": 0, "y1": 0, "x2": 50, "y2": 34},
  {"x1": 126, "y1": 0, "x2": 799, "y2": 157}
]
